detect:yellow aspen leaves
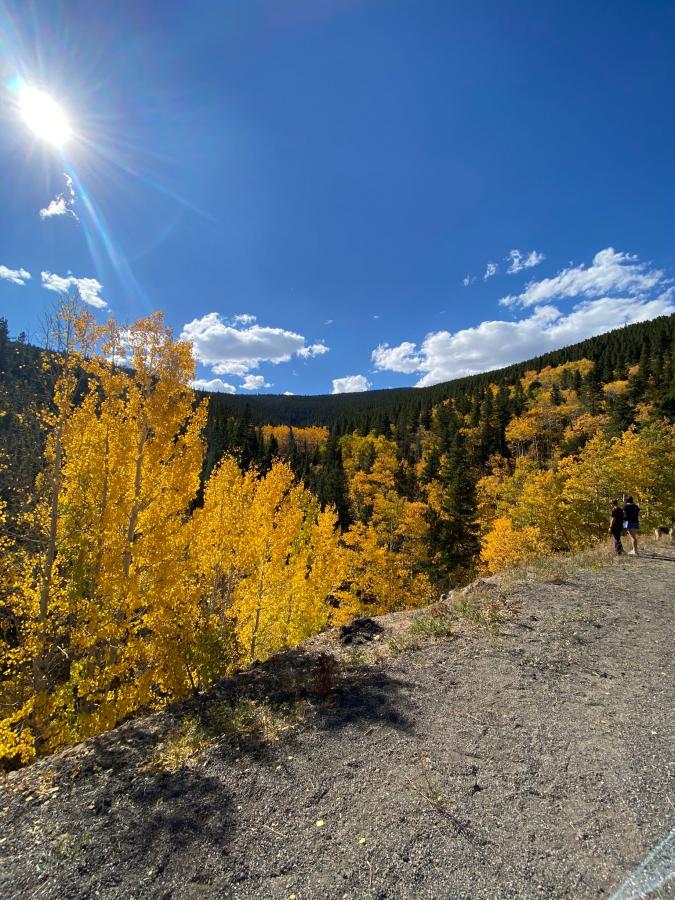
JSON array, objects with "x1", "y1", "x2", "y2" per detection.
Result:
[{"x1": 481, "y1": 422, "x2": 675, "y2": 573}]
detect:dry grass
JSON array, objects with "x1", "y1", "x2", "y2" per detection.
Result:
[
  {"x1": 147, "y1": 698, "x2": 306, "y2": 772},
  {"x1": 147, "y1": 717, "x2": 210, "y2": 772},
  {"x1": 496, "y1": 541, "x2": 611, "y2": 588}
]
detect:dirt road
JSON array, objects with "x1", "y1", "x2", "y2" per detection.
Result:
[{"x1": 1, "y1": 544, "x2": 674, "y2": 899}]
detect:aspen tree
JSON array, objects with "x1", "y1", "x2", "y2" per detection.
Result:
[{"x1": 193, "y1": 459, "x2": 348, "y2": 664}]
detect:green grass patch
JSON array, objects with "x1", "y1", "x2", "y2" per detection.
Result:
[{"x1": 410, "y1": 611, "x2": 456, "y2": 639}]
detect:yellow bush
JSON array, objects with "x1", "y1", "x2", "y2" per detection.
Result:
[{"x1": 481, "y1": 517, "x2": 548, "y2": 573}]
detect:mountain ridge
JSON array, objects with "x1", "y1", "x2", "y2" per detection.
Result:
[{"x1": 200, "y1": 314, "x2": 675, "y2": 427}]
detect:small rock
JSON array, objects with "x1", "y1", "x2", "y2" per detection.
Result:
[{"x1": 339, "y1": 617, "x2": 384, "y2": 646}]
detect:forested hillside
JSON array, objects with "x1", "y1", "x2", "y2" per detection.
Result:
[{"x1": 1, "y1": 307, "x2": 674, "y2": 768}]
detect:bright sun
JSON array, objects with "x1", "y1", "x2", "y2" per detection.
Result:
[{"x1": 18, "y1": 87, "x2": 71, "y2": 146}]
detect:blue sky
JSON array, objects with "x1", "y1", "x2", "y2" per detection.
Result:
[{"x1": 1, "y1": 0, "x2": 674, "y2": 395}]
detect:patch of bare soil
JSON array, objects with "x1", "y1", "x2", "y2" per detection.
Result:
[{"x1": 1, "y1": 542, "x2": 674, "y2": 899}]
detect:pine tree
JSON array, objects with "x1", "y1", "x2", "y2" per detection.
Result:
[
  {"x1": 317, "y1": 433, "x2": 351, "y2": 529},
  {"x1": 583, "y1": 366, "x2": 602, "y2": 414},
  {"x1": 513, "y1": 379, "x2": 526, "y2": 416},
  {"x1": 425, "y1": 406, "x2": 479, "y2": 581},
  {"x1": 495, "y1": 383, "x2": 511, "y2": 454},
  {"x1": 0, "y1": 318, "x2": 8, "y2": 373}
]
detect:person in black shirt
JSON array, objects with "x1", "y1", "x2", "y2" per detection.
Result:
[
  {"x1": 623, "y1": 495, "x2": 640, "y2": 556},
  {"x1": 608, "y1": 499, "x2": 624, "y2": 555}
]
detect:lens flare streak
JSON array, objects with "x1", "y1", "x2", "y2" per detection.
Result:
[{"x1": 609, "y1": 828, "x2": 675, "y2": 900}]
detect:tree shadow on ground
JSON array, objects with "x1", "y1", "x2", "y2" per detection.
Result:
[
  {"x1": 112, "y1": 769, "x2": 235, "y2": 864},
  {"x1": 81, "y1": 647, "x2": 411, "y2": 769},
  {"x1": 50, "y1": 645, "x2": 412, "y2": 878},
  {"x1": 192, "y1": 648, "x2": 416, "y2": 763}
]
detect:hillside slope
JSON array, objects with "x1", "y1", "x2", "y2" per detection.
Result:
[{"x1": 1, "y1": 543, "x2": 674, "y2": 899}]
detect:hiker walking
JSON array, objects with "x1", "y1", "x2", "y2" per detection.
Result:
[
  {"x1": 623, "y1": 495, "x2": 640, "y2": 556},
  {"x1": 608, "y1": 499, "x2": 624, "y2": 555}
]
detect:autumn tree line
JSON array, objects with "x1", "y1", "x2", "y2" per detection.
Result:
[{"x1": 0, "y1": 307, "x2": 674, "y2": 766}]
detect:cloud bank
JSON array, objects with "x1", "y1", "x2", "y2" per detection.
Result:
[
  {"x1": 181, "y1": 312, "x2": 329, "y2": 378},
  {"x1": 500, "y1": 248, "x2": 664, "y2": 308},
  {"x1": 373, "y1": 248, "x2": 673, "y2": 387}
]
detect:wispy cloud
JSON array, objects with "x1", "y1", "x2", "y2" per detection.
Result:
[
  {"x1": 41, "y1": 271, "x2": 107, "y2": 309},
  {"x1": 232, "y1": 313, "x2": 256, "y2": 325},
  {"x1": 297, "y1": 342, "x2": 330, "y2": 358},
  {"x1": 506, "y1": 249, "x2": 545, "y2": 274},
  {"x1": 332, "y1": 374, "x2": 371, "y2": 394},
  {"x1": 483, "y1": 261, "x2": 498, "y2": 281},
  {"x1": 463, "y1": 275, "x2": 476, "y2": 287},
  {"x1": 241, "y1": 374, "x2": 272, "y2": 390},
  {"x1": 40, "y1": 173, "x2": 78, "y2": 221},
  {"x1": 191, "y1": 378, "x2": 236, "y2": 394},
  {"x1": 0, "y1": 264, "x2": 31, "y2": 286},
  {"x1": 181, "y1": 312, "x2": 329, "y2": 376},
  {"x1": 501, "y1": 248, "x2": 665, "y2": 308}
]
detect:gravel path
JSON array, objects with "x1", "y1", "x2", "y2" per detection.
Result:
[{"x1": 1, "y1": 543, "x2": 674, "y2": 899}]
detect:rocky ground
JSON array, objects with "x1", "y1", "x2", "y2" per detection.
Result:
[{"x1": 1, "y1": 541, "x2": 674, "y2": 899}]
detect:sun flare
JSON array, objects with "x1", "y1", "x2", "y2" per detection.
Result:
[{"x1": 18, "y1": 86, "x2": 71, "y2": 146}]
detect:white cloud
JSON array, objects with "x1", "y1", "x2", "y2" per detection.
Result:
[
  {"x1": 191, "y1": 378, "x2": 236, "y2": 394},
  {"x1": 241, "y1": 374, "x2": 272, "y2": 391},
  {"x1": 501, "y1": 248, "x2": 665, "y2": 308},
  {"x1": 41, "y1": 271, "x2": 107, "y2": 309},
  {"x1": 372, "y1": 341, "x2": 422, "y2": 374},
  {"x1": 40, "y1": 197, "x2": 69, "y2": 219},
  {"x1": 332, "y1": 374, "x2": 371, "y2": 394},
  {"x1": 483, "y1": 262, "x2": 498, "y2": 280},
  {"x1": 232, "y1": 313, "x2": 256, "y2": 324},
  {"x1": 324, "y1": 319, "x2": 334, "y2": 325},
  {"x1": 40, "y1": 173, "x2": 78, "y2": 221},
  {"x1": 506, "y1": 249, "x2": 545, "y2": 274},
  {"x1": 181, "y1": 312, "x2": 329, "y2": 376},
  {"x1": 283, "y1": 391, "x2": 295, "y2": 396},
  {"x1": 297, "y1": 342, "x2": 330, "y2": 358},
  {"x1": 463, "y1": 275, "x2": 476, "y2": 287},
  {"x1": 372, "y1": 293, "x2": 675, "y2": 387},
  {"x1": 0, "y1": 265, "x2": 31, "y2": 286}
]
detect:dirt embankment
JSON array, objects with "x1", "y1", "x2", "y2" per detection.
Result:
[{"x1": 1, "y1": 543, "x2": 674, "y2": 899}]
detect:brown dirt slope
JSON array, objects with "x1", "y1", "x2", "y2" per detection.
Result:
[{"x1": 1, "y1": 543, "x2": 674, "y2": 899}]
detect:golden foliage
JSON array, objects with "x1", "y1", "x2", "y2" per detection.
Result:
[
  {"x1": 261, "y1": 425, "x2": 328, "y2": 455},
  {"x1": 480, "y1": 518, "x2": 548, "y2": 573},
  {"x1": 481, "y1": 421, "x2": 675, "y2": 572},
  {"x1": 192, "y1": 458, "x2": 348, "y2": 663},
  {"x1": 519, "y1": 359, "x2": 593, "y2": 391}
]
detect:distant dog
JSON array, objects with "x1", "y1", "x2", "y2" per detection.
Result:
[{"x1": 654, "y1": 519, "x2": 675, "y2": 542}]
